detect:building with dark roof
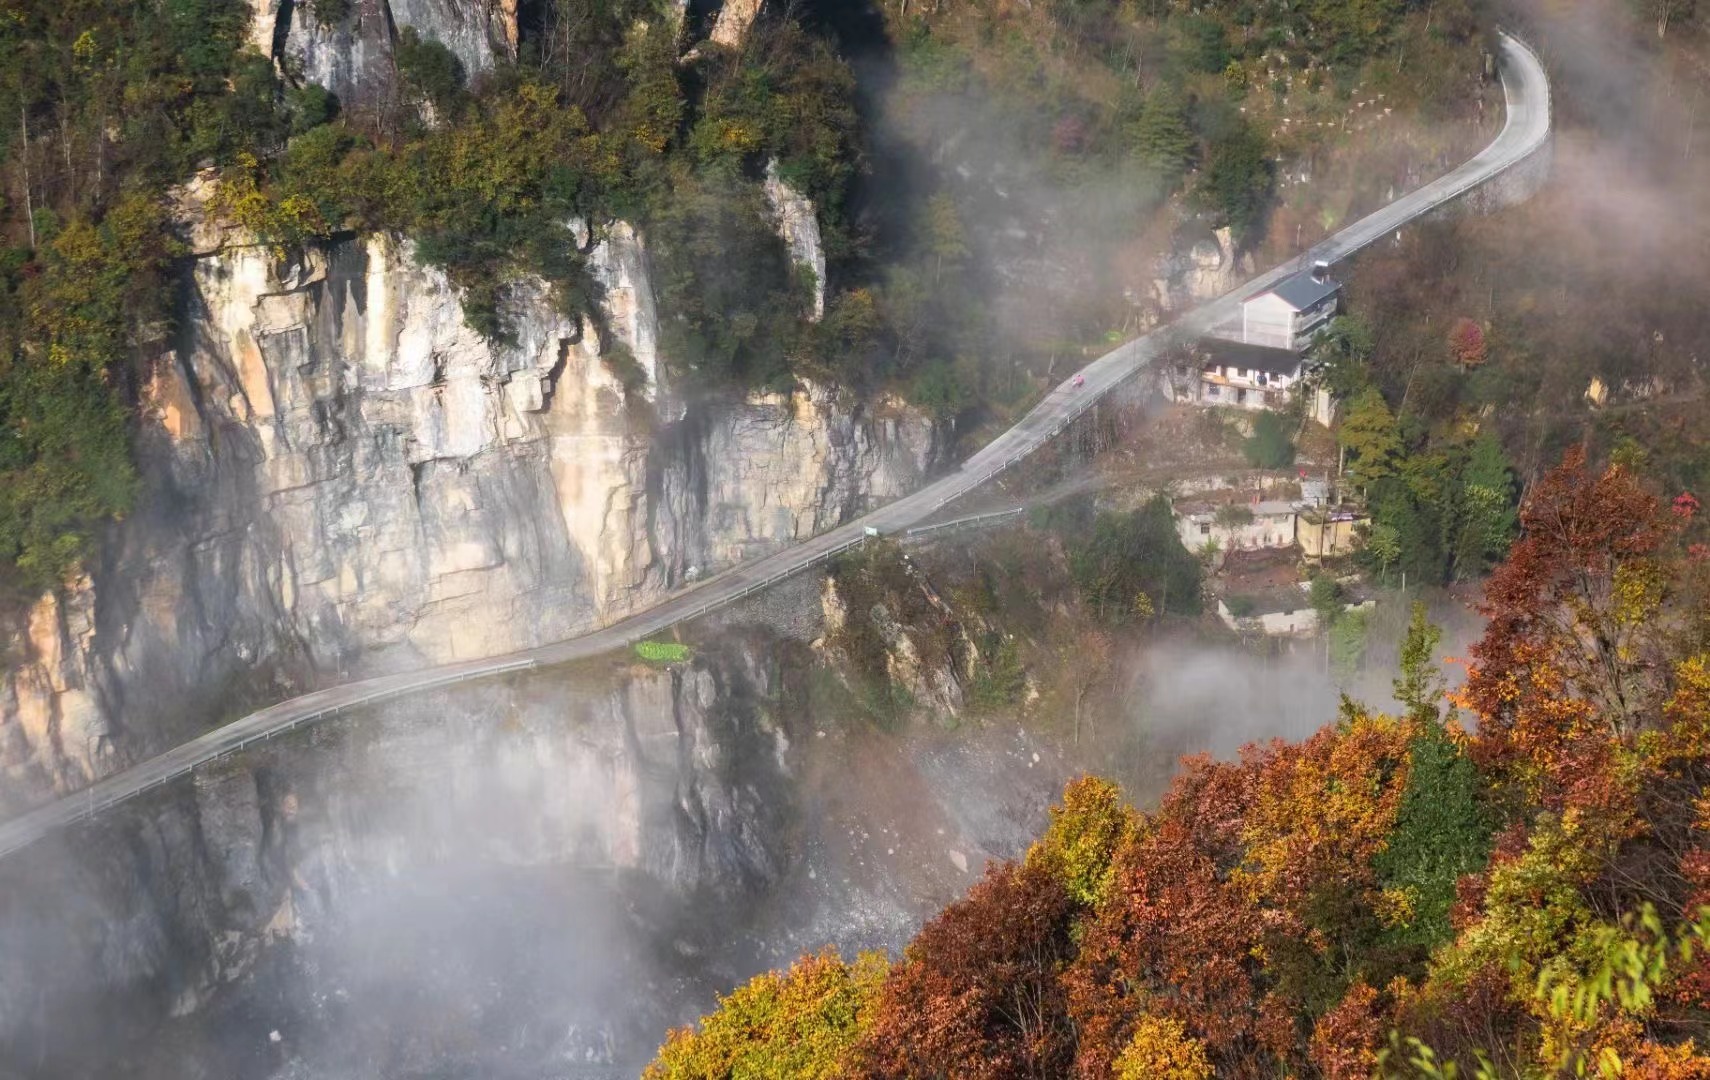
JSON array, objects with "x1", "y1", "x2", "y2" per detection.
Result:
[
  {"x1": 1169, "y1": 260, "x2": 1342, "y2": 423},
  {"x1": 1239, "y1": 261, "x2": 1342, "y2": 351},
  {"x1": 1185, "y1": 337, "x2": 1334, "y2": 424}
]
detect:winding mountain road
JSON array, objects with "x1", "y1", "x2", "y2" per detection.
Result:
[{"x1": 0, "y1": 32, "x2": 1550, "y2": 860}]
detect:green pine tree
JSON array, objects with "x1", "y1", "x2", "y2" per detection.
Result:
[
  {"x1": 1394, "y1": 601, "x2": 1445, "y2": 721},
  {"x1": 1451, "y1": 432, "x2": 1518, "y2": 579},
  {"x1": 1339, "y1": 386, "x2": 1403, "y2": 491},
  {"x1": 1129, "y1": 91, "x2": 1196, "y2": 186}
]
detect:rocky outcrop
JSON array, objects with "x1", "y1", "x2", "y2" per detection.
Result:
[
  {"x1": 0, "y1": 645, "x2": 795, "y2": 1074},
  {"x1": 253, "y1": 0, "x2": 518, "y2": 116},
  {"x1": 0, "y1": 584, "x2": 109, "y2": 812},
  {"x1": 710, "y1": 0, "x2": 765, "y2": 49},
  {"x1": 816, "y1": 549, "x2": 1008, "y2": 723},
  {"x1": 0, "y1": 220, "x2": 938, "y2": 814},
  {"x1": 0, "y1": 619, "x2": 1067, "y2": 1076},
  {"x1": 1152, "y1": 225, "x2": 1252, "y2": 313},
  {"x1": 764, "y1": 160, "x2": 827, "y2": 321}
]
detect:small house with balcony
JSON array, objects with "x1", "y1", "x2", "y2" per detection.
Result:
[
  {"x1": 1192, "y1": 339, "x2": 1336, "y2": 426},
  {"x1": 1241, "y1": 261, "x2": 1341, "y2": 351},
  {"x1": 1170, "y1": 260, "x2": 1342, "y2": 424},
  {"x1": 1196, "y1": 341, "x2": 1307, "y2": 411}
]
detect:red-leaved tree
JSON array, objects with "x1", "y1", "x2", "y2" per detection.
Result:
[
  {"x1": 856, "y1": 860, "x2": 1078, "y2": 1079},
  {"x1": 1457, "y1": 448, "x2": 1676, "y2": 807}
]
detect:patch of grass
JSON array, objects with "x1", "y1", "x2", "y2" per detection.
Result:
[
  {"x1": 635, "y1": 640, "x2": 692, "y2": 664},
  {"x1": 967, "y1": 634, "x2": 1027, "y2": 713}
]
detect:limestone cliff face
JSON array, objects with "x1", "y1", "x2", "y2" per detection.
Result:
[
  {"x1": 251, "y1": 0, "x2": 519, "y2": 116},
  {"x1": 0, "y1": 646, "x2": 795, "y2": 1072},
  {"x1": 0, "y1": 222, "x2": 938, "y2": 815},
  {"x1": 710, "y1": 0, "x2": 765, "y2": 49},
  {"x1": 1152, "y1": 225, "x2": 1252, "y2": 314},
  {"x1": 764, "y1": 159, "x2": 827, "y2": 321},
  {"x1": 0, "y1": 616, "x2": 1064, "y2": 1076}
]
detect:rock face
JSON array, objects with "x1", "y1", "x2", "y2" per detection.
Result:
[
  {"x1": 0, "y1": 646, "x2": 795, "y2": 1074},
  {"x1": 0, "y1": 583, "x2": 109, "y2": 803},
  {"x1": 1153, "y1": 225, "x2": 1252, "y2": 313},
  {"x1": 0, "y1": 619, "x2": 1069, "y2": 1076},
  {"x1": 764, "y1": 159, "x2": 827, "y2": 321},
  {"x1": 710, "y1": 0, "x2": 765, "y2": 48},
  {"x1": 0, "y1": 220, "x2": 938, "y2": 815},
  {"x1": 254, "y1": 0, "x2": 518, "y2": 117}
]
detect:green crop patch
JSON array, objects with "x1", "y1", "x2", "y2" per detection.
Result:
[{"x1": 634, "y1": 641, "x2": 692, "y2": 664}]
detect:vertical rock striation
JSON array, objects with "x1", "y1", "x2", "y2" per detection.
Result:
[
  {"x1": 710, "y1": 0, "x2": 765, "y2": 49},
  {"x1": 253, "y1": 0, "x2": 520, "y2": 119},
  {"x1": 0, "y1": 645, "x2": 795, "y2": 1072},
  {"x1": 0, "y1": 217, "x2": 938, "y2": 814},
  {"x1": 763, "y1": 159, "x2": 827, "y2": 321}
]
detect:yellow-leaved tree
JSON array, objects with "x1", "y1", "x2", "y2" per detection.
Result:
[{"x1": 644, "y1": 948, "x2": 887, "y2": 1080}]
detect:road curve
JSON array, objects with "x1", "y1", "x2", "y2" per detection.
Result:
[{"x1": 0, "y1": 33, "x2": 1550, "y2": 860}]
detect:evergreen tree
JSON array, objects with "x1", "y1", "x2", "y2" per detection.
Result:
[
  {"x1": 1372, "y1": 721, "x2": 1492, "y2": 952},
  {"x1": 1370, "y1": 479, "x2": 1446, "y2": 586},
  {"x1": 1198, "y1": 121, "x2": 1274, "y2": 245},
  {"x1": 1450, "y1": 432, "x2": 1518, "y2": 579},
  {"x1": 1068, "y1": 498, "x2": 1204, "y2": 622},
  {"x1": 1339, "y1": 387, "x2": 1403, "y2": 491},
  {"x1": 1242, "y1": 411, "x2": 1296, "y2": 468},
  {"x1": 1393, "y1": 601, "x2": 1445, "y2": 720},
  {"x1": 1129, "y1": 91, "x2": 1196, "y2": 186},
  {"x1": 1310, "y1": 315, "x2": 1375, "y2": 400},
  {"x1": 924, "y1": 193, "x2": 969, "y2": 283}
]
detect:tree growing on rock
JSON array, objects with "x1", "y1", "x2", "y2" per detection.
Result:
[{"x1": 1457, "y1": 448, "x2": 1676, "y2": 787}]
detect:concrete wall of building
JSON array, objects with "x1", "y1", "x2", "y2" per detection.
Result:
[
  {"x1": 1179, "y1": 506, "x2": 1299, "y2": 555},
  {"x1": 1299, "y1": 514, "x2": 1366, "y2": 559},
  {"x1": 1241, "y1": 294, "x2": 1297, "y2": 349}
]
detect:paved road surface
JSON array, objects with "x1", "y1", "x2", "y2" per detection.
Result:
[{"x1": 0, "y1": 33, "x2": 1550, "y2": 860}]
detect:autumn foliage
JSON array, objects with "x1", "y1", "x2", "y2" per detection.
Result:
[
  {"x1": 1448, "y1": 317, "x2": 1488, "y2": 369},
  {"x1": 645, "y1": 948, "x2": 888, "y2": 1080},
  {"x1": 648, "y1": 449, "x2": 1710, "y2": 1077}
]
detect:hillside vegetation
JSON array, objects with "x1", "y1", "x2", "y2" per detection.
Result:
[
  {"x1": 646, "y1": 447, "x2": 1710, "y2": 1078},
  {"x1": 0, "y1": 0, "x2": 1488, "y2": 593},
  {"x1": 864, "y1": 0, "x2": 1489, "y2": 421}
]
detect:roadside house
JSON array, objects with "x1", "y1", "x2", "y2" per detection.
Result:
[
  {"x1": 1217, "y1": 588, "x2": 1321, "y2": 636},
  {"x1": 1240, "y1": 261, "x2": 1341, "y2": 351},
  {"x1": 1297, "y1": 505, "x2": 1368, "y2": 560},
  {"x1": 1176, "y1": 498, "x2": 1300, "y2": 556},
  {"x1": 1171, "y1": 261, "x2": 1342, "y2": 424},
  {"x1": 1216, "y1": 587, "x2": 1377, "y2": 636}
]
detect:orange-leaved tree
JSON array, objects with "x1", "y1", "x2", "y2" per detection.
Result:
[{"x1": 1457, "y1": 447, "x2": 1679, "y2": 807}]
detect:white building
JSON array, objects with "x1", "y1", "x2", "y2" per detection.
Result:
[
  {"x1": 1216, "y1": 587, "x2": 1377, "y2": 637},
  {"x1": 1176, "y1": 499, "x2": 1300, "y2": 556},
  {"x1": 1174, "y1": 262, "x2": 1342, "y2": 426},
  {"x1": 1240, "y1": 261, "x2": 1341, "y2": 351},
  {"x1": 1191, "y1": 341, "x2": 1337, "y2": 427},
  {"x1": 1217, "y1": 590, "x2": 1321, "y2": 636}
]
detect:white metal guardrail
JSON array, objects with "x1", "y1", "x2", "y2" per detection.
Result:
[{"x1": 903, "y1": 507, "x2": 1029, "y2": 541}]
